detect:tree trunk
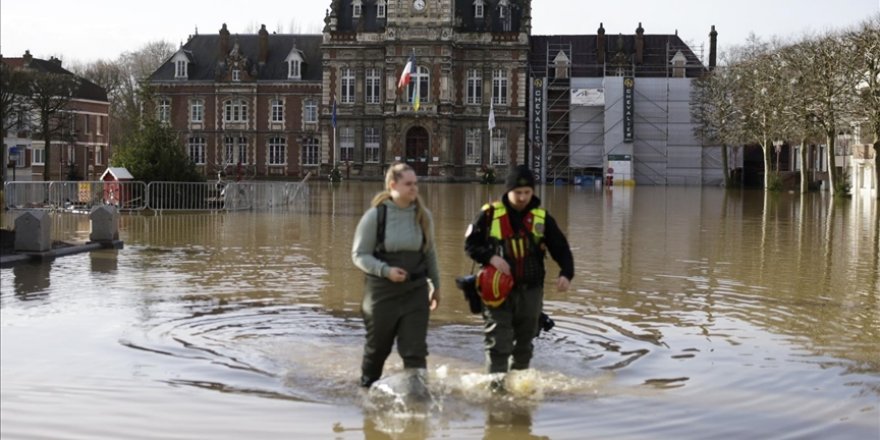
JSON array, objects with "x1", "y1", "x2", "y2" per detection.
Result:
[
  {"x1": 721, "y1": 143, "x2": 730, "y2": 187},
  {"x1": 874, "y1": 135, "x2": 879, "y2": 199},
  {"x1": 42, "y1": 117, "x2": 52, "y2": 182},
  {"x1": 825, "y1": 133, "x2": 837, "y2": 195},
  {"x1": 800, "y1": 139, "x2": 809, "y2": 193},
  {"x1": 761, "y1": 141, "x2": 771, "y2": 190}
]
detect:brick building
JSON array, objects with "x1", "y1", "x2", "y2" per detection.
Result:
[{"x1": 2, "y1": 51, "x2": 110, "y2": 181}]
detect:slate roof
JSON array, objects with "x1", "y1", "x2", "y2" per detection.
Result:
[
  {"x1": 529, "y1": 34, "x2": 706, "y2": 78},
  {"x1": 453, "y1": 0, "x2": 527, "y2": 33},
  {"x1": 150, "y1": 34, "x2": 323, "y2": 82},
  {"x1": 2, "y1": 56, "x2": 109, "y2": 102}
]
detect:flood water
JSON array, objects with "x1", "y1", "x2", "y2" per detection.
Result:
[{"x1": 1, "y1": 184, "x2": 878, "y2": 439}]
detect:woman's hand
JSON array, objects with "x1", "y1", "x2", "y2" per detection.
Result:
[
  {"x1": 429, "y1": 290, "x2": 440, "y2": 311},
  {"x1": 387, "y1": 267, "x2": 408, "y2": 282}
]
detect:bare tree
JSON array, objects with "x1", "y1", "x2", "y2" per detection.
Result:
[
  {"x1": 848, "y1": 14, "x2": 880, "y2": 199},
  {"x1": 779, "y1": 38, "x2": 825, "y2": 193},
  {"x1": 691, "y1": 62, "x2": 744, "y2": 187},
  {"x1": 23, "y1": 71, "x2": 80, "y2": 181},
  {"x1": 1, "y1": 58, "x2": 30, "y2": 183},
  {"x1": 729, "y1": 36, "x2": 791, "y2": 190},
  {"x1": 113, "y1": 41, "x2": 175, "y2": 145}
]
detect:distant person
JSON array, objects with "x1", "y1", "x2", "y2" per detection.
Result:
[
  {"x1": 352, "y1": 162, "x2": 441, "y2": 388},
  {"x1": 464, "y1": 165, "x2": 574, "y2": 389}
]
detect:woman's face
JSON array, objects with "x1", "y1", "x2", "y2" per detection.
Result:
[{"x1": 390, "y1": 170, "x2": 418, "y2": 205}]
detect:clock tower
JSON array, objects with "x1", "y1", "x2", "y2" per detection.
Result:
[{"x1": 322, "y1": 0, "x2": 531, "y2": 179}]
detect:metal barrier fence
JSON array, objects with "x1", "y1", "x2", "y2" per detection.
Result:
[{"x1": 3, "y1": 180, "x2": 309, "y2": 212}]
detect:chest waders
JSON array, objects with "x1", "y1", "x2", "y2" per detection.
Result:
[
  {"x1": 481, "y1": 202, "x2": 547, "y2": 374},
  {"x1": 360, "y1": 204, "x2": 431, "y2": 387}
]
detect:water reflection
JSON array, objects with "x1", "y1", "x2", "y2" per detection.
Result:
[{"x1": 1, "y1": 185, "x2": 878, "y2": 439}]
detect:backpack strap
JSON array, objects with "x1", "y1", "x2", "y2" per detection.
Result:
[{"x1": 375, "y1": 204, "x2": 387, "y2": 253}]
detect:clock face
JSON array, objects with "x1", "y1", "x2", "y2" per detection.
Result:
[{"x1": 413, "y1": 0, "x2": 425, "y2": 11}]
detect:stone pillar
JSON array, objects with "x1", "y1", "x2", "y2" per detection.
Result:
[
  {"x1": 14, "y1": 210, "x2": 51, "y2": 252},
  {"x1": 89, "y1": 205, "x2": 119, "y2": 242}
]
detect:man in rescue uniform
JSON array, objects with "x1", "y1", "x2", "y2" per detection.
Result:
[{"x1": 465, "y1": 165, "x2": 574, "y2": 379}]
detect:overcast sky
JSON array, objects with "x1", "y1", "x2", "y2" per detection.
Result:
[{"x1": 1, "y1": 0, "x2": 877, "y2": 64}]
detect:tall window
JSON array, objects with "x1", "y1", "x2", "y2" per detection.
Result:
[
  {"x1": 407, "y1": 66, "x2": 430, "y2": 105},
  {"x1": 474, "y1": 0, "x2": 484, "y2": 18},
  {"x1": 491, "y1": 128, "x2": 507, "y2": 165},
  {"x1": 225, "y1": 136, "x2": 248, "y2": 164},
  {"x1": 288, "y1": 60, "x2": 301, "y2": 79},
  {"x1": 465, "y1": 128, "x2": 482, "y2": 164},
  {"x1": 492, "y1": 69, "x2": 508, "y2": 105},
  {"x1": 352, "y1": 0, "x2": 362, "y2": 17},
  {"x1": 158, "y1": 98, "x2": 171, "y2": 123},
  {"x1": 304, "y1": 100, "x2": 318, "y2": 123},
  {"x1": 224, "y1": 99, "x2": 248, "y2": 122},
  {"x1": 339, "y1": 127, "x2": 355, "y2": 162},
  {"x1": 271, "y1": 99, "x2": 284, "y2": 123},
  {"x1": 175, "y1": 60, "x2": 187, "y2": 78},
  {"x1": 95, "y1": 146, "x2": 103, "y2": 165},
  {"x1": 96, "y1": 115, "x2": 102, "y2": 135},
  {"x1": 341, "y1": 68, "x2": 356, "y2": 104},
  {"x1": 188, "y1": 137, "x2": 206, "y2": 165},
  {"x1": 302, "y1": 138, "x2": 319, "y2": 165},
  {"x1": 232, "y1": 69, "x2": 241, "y2": 82},
  {"x1": 190, "y1": 99, "x2": 204, "y2": 122},
  {"x1": 268, "y1": 137, "x2": 286, "y2": 165},
  {"x1": 365, "y1": 68, "x2": 381, "y2": 104},
  {"x1": 33, "y1": 145, "x2": 45, "y2": 165},
  {"x1": 364, "y1": 127, "x2": 380, "y2": 163},
  {"x1": 377, "y1": 0, "x2": 386, "y2": 17},
  {"x1": 467, "y1": 69, "x2": 482, "y2": 105}
]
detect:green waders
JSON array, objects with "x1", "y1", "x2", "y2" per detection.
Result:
[
  {"x1": 482, "y1": 284, "x2": 543, "y2": 373},
  {"x1": 361, "y1": 250, "x2": 430, "y2": 385}
]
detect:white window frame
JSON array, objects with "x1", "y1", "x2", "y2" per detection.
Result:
[
  {"x1": 158, "y1": 98, "x2": 171, "y2": 123},
  {"x1": 467, "y1": 69, "x2": 482, "y2": 105},
  {"x1": 225, "y1": 136, "x2": 248, "y2": 165},
  {"x1": 365, "y1": 68, "x2": 381, "y2": 104},
  {"x1": 364, "y1": 127, "x2": 380, "y2": 163},
  {"x1": 341, "y1": 68, "x2": 356, "y2": 104},
  {"x1": 352, "y1": 0, "x2": 363, "y2": 17},
  {"x1": 188, "y1": 137, "x2": 206, "y2": 165},
  {"x1": 304, "y1": 100, "x2": 318, "y2": 123},
  {"x1": 492, "y1": 69, "x2": 508, "y2": 105},
  {"x1": 190, "y1": 99, "x2": 204, "y2": 123},
  {"x1": 96, "y1": 115, "x2": 102, "y2": 135},
  {"x1": 32, "y1": 145, "x2": 45, "y2": 165},
  {"x1": 339, "y1": 126, "x2": 355, "y2": 162},
  {"x1": 232, "y1": 69, "x2": 241, "y2": 82},
  {"x1": 465, "y1": 128, "x2": 482, "y2": 164},
  {"x1": 474, "y1": 0, "x2": 484, "y2": 18},
  {"x1": 271, "y1": 99, "x2": 284, "y2": 123},
  {"x1": 288, "y1": 60, "x2": 301, "y2": 79},
  {"x1": 407, "y1": 66, "x2": 430, "y2": 104},
  {"x1": 95, "y1": 145, "x2": 103, "y2": 165},
  {"x1": 268, "y1": 137, "x2": 286, "y2": 165},
  {"x1": 491, "y1": 128, "x2": 507, "y2": 165},
  {"x1": 224, "y1": 99, "x2": 248, "y2": 122},
  {"x1": 175, "y1": 60, "x2": 187, "y2": 78},
  {"x1": 377, "y1": 0, "x2": 386, "y2": 18},
  {"x1": 302, "y1": 138, "x2": 320, "y2": 165}
]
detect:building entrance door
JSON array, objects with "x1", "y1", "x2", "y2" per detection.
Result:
[{"x1": 405, "y1": 126, "x2": 429, "y2": 175}]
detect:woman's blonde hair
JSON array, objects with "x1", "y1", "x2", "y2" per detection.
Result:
[{"x1": 371, "y1": 162, "x2": 432, "y2": 250}]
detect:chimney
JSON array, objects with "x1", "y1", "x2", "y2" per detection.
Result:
[
  {"x1": 23, "y1": 50, "x2": 33, "y2": 65},
  {"x1": 635, "y1": 22, "x2": 644, "y2": 64},
  {"x1": 219, "y1": 23, "x2": 230, "y2": 61},
  {"x1": 258, "y1": 24, "x2": 269, "y2": 64},
  {"x1": 709, "y1": 25, "x2": 718, "y2": 70},
  {"x1": 596, "y1": 23, "x2": 606, "y2": 65},
  {"x1": 49, "y1": 56, "x2": 62, "y2": 67}
]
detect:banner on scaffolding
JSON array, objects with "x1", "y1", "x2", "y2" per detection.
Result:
[{"x1": 623, "y1": 77, "x2": 634, "y2": 143}]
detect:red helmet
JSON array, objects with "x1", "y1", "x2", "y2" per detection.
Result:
[{"x1": 478, "y1": 265, "x2": 514, "y2": 307}]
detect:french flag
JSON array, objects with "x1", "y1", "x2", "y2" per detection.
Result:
[{"x1": 397, "y1": 54, "x2": 415, "y2": 90}]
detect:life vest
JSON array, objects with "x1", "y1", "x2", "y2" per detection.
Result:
[{"x1": 482, "y1": 201, "x2": 547, "y2": 284}]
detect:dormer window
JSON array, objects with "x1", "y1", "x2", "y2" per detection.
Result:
[
  {"x1": 175, "y1": 60, "x2": 187, "y2": 78},
  {"x1": 352, "y1": 0, "x2": 362, "y2": 18},
  {"x1": 377, "y1": 0, "x2": 386, "y2": 18},
  {"x1": 232, "y1": 69, "x2": 241, "y2": 81},
  {"x1": 171, "y1": 50, "x2": 190, "y2": 79},
  {"x1": 285, "y1": 47, "x2": 304, "y2": 80},
  {"x1": 474, "y1": 0, "x2": 484, "y2": 18}
]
